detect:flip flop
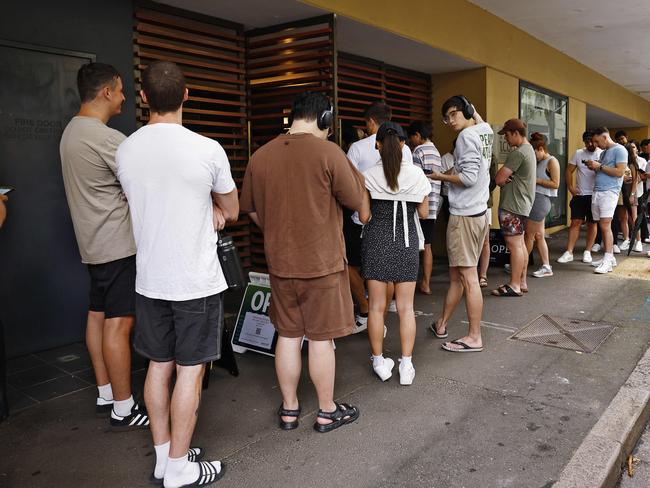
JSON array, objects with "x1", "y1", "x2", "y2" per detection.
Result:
[
  {"x1": 429, "y1": 321, "x2": 448, "y2": 339},
  {"x1": 491, "y1": 284, "x2": 523, "y2": 297},
  {"x1": 442, "y1": 340, "x2": 484, "y2": 353}
]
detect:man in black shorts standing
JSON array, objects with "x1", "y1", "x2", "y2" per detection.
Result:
[
  {"x1": 557, "y1": 131, "x2": 602, "y2": 264},
  {"x1": 60, "y1": 63, "x2": 148, "y2": 429},
  {"x1": 118, "y1": 61, "x2": 238, "y2": 487}
]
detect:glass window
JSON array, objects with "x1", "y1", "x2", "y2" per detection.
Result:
[{"x1": 519, "y1": 82, "x2": 568, "y2": 227}]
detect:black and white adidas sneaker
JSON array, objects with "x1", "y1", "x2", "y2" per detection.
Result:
[{"x1": 110, "y1": 402, "x2": 150, "y2": 431}]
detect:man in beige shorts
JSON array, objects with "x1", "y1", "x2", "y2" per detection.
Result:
[
  {"x1": 240, "y1": 92, "x2": 366, "y2": 433},
  {"x1": 427, "y1": 95, "x2": 493, "y2": 353}
]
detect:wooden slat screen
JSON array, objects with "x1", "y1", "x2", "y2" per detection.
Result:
[
  {"x1": 246, "y1": 16, "x2": 336, "y2": 272},
  {"x1": 337, "y1": 52, "x2": 432, "y2": 130},
  {"x1": 133, "y1": 6, "x2": 251, "y2": 268}
]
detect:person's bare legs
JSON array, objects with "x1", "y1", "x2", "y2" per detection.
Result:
[
  {"x1": 565, "y1": 219, "x2": 582, "y2": 254},
  {"x1": 386, "y1": 282, "x2": 395, "y2": 315},
  {"x1": 504, "y1": 234, "x2": 525, "y2": 293},
  {"x1": 433, "y1": 266, "x2": 463, "y2": 335},
  {"x1": 630, "y1": 206, "x2": 640, "y2": 242},
  {"x1": 169, "y1": 364, "x2": 205, "y2": 458},
  {"x1": 144, "y1": 360, "x2": 174, "y2": 447},
  {"x1": 348, "y1": 266, "x2": 368, "y2": 315},
  {"x1": 367, "y1": 280, "x2": 388, "y2": 356},
  {"x1": 618, "y1": 206, "x2": 629, "y2": 241},
  {"x1": 534, "y1": 222, "x2": 550, "y2": 266},
  {"x1": 478, "y1": 233, "x2": 490, "y2": 281},
  {"x1": 394, "y1": 282, "x2": 416, "y2": 356},
  {"x1": 600, "y1": 218, "x2": 614, "y2": 253},
  {"x1": 86, "y1": 311, "x2": 110, "y2": 387},
  {"x1": 419, "y1": 245, "x2": 433, "y2": 294},
  {"x1": 308, "y1": 339, "x2": 338, "y2": 425},
  {"x1": 103, "y1": 316, "x2": 134, "y2": 401},
  {"x1": 275, "y1": 336, "x2": 302, "y2": 422},
  {"x1": 586, "y1": 222, "x2": 597, "y2": 251},
  {"x1": 443, "y1": 266, "x2": 483, "y2": 350}
]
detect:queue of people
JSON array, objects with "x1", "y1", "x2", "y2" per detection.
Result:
[{"x1": 52, "y1": 59, "x2": 649, "y2": 487}]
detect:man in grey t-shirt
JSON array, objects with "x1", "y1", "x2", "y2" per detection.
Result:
[{"x1": 60, "y1": 63, "x2": 148, "y2": 430}]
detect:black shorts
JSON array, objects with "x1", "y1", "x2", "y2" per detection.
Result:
[
  {"x1": 420, "y1": 219, "x2": 436, "y2": 245},
  {"x1": 570, "y1": 195, "x2": 594, "y2": 223},
  {"x1": 134, "y1": 293, "x2": 224, "y2": 366},
  {"x1": 87, "y1": 255, "x2": 136, "y2": 318},
  {"x1": 343, "y1": 208, "x2": 363, "y2": 267}
]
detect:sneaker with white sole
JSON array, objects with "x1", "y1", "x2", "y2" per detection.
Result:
[
  {"x1": 633, "y1": 241, "x2": 643, "y2": 253},
  {"x1": 557, "y1": 251, "x2": 573, "y2": 263},
  {"x1": 644, "y1": 238, "x2": 650, "y2": 244},
  {"x1": 351, "y1": 315, "x2": 367, "y2": 334},
  {"x1": 620, "y1": 239, "x2": 630, "y2": 251},
  {"x1": 582, "y1": 251, "x2": 592, "y2": 263},
  {"x1": 532, "y1": 265, "x2": 553, "y2": 278},
  {"x1": 591, "y1": 243, "x2": 601, "y2": 253},
  {"x1": 110, "y1": 402, "x2": 150, "y2": 431},
  {"x1": 594, "y1": 260, "x2": 613, "y2": 274},
  {"x1": 372, "y1": 356, "x2": 394, "y2": 382},
  {"x1": 591, "y1": 257, "x2": 617, "y2": 268},
  {"x1": 398, "y1": 360, "x2": 415, "y2": 386},
  {"x1": 613, "y1": 244, "x2": 621, "y2": 254},
  {"x1": 387, "y1": 300, "x2": 397, "y2": 313}
]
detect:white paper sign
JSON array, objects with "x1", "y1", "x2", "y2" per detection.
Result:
[{"x1": 238, "y1": 311, "x2": 276, "y2": 349}]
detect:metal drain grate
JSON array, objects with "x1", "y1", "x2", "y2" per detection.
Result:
[{"x1": 510, "y1": 315, "x2": 616, "y2": 353}]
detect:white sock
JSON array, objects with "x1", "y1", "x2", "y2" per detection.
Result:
[
  {"x1": 154, "y1": 441, "x2": 170, "y2": 479},
  {"x1": 400, "y1": 356, "x2": 412, "y2": 367},
  {"x1": 113, "y1": 395, "x2": 135, "y2": 417},
  {"x1": 604, "y1": 252, "x2": 614, "y2": 262},
  {"x1": 164, "y1": 456, "x2": 198, "y2": 487},
  {"x1": 97, "y1": 383, "x2": 113, "y2": 402},
  {"x1": 372, "y1": 354, "x2": 384, "y2": 368}
]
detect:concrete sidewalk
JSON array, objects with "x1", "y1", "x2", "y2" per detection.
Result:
[{"x1": 1, "y1": 231, "x2": 649, "y2": 488}]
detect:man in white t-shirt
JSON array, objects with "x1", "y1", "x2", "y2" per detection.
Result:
[
  {"x1": 557, "y1": 131, "x2": 602, "y2": 264},
  {"x1": 117, "y1": 61, "x2": 238, "y2": 487},
  {"x1": 344, "y1": 102, "x2": 412, "y2": 333}
]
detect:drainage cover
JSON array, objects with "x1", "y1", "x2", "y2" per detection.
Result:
[{"x1": 510, "y1": 315, "x2": 615, "y2": 353}]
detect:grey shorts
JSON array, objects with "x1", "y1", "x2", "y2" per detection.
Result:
[
  {"x1": 134, "y1": 293, "x2": 224, "y2": 366},
  {"x1": 528, "y1": 193, "x2": 552, "y2": 222}
]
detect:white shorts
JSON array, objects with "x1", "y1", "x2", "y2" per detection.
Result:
[{"x1": 591, "y1": 190, "x2": 619, "y2": 221}]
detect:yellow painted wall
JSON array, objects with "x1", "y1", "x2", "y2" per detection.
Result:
[{"x1": 303, "y1": 0, "x2": 650, "y2": 127}]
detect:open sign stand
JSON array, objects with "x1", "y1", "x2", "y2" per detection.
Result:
[{"x1": 231, "y1": 272, "x2": 306, "y2": 357}]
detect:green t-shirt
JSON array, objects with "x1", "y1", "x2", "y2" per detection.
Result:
[{"x1": 499, "y1": 143, "x2": 537, "y2": 216}]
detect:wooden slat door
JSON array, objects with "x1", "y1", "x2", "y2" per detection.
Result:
[{"x1": 133, "y1": 5, "x2": 251, "y2": 268}]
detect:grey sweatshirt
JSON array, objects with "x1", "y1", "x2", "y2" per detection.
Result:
[{"x1": 449, "y1": 122, "x2": 494, "y2": 216}]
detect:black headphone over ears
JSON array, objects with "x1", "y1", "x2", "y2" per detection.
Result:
[
  {"x1": 317, "y1": 103, "x2": 334, "y2": 130},
  {"x1": 455, "y1": 95, "x2": 475, "y2": 120}
]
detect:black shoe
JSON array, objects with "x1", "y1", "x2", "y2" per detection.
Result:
[
  {"x1": 110, "y1": 402, "x2": 150, "y2": 432},
  {"x1": 96, "y1": 399, "x2": 113, "y2": 418}
]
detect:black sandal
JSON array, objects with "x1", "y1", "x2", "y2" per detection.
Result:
[
  {"x1": 313, "y1": 402, "x2": 360, "y2": 433},
  {"x1": 278, "y1": 403, "x2": 301, "y2": 430},
  {"x1": 149, "y1": 447, "x2": 205, "y2": 485},
  {"x1": 182, "y1": 461, "x2": 226, "y2": 487}
]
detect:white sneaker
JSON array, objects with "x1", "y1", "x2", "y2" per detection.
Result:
[
  {"x1": 619, "y1": 240, "x2": 630, "y2": 251},
  {"x1": 387, "y1": 300, "x2": 397, "y2": 313},
  {"x1": 594, "y1": 260, "x2": 613, "y2": 274},
  {"x1": 644, "y1": 238, "x2": 650, "y2": 244},
  {"x1": 557, "y1": 251, "x2": 574, "y2": 263},
  {"x1": 613, "y1": 244, "x2": 621, "y2": 254},
  {"x1": 351, "y1": 315, "x2": 367, "y2": 334},
  {"x1": 591, "y1": 257, "x2": 617, "y2": 267},
  {"x1": 633, "y1": 241, "x2": 643, "y2": 253},
  {"x1": 372, "y1": 356, "x2": 394, "y2": 382},
  {"x1": 532, "y1": 265, "x2": 553, "y2": 278},
  {"x1": 582, "y1": 251, "x2": 593, "y2": 263},
  {"x1": 504, "y1": 263, "x2": 511, "y2": 274},
  {"x1": 398, "y1": 360, "x2": 415, "y2": 386},
  {"x1": 591, "y1": 243, "x2": 601, "y2": 253}
]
